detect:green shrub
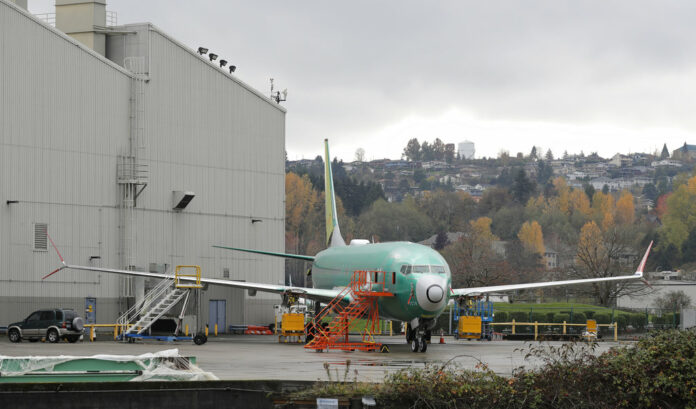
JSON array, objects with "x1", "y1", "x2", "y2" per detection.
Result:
[
  {"x1": 554, "y1": 313, "x2": 570, "y2": 323},
  {"x1": 594, "y1": 312, "x2": 611, "y2": 324},
  {"x1": 571, "y1": 312, "x2": 586, "y2": 324},
  {"x1": 629, "y1": 313, "x2": 647, "y2": 330},
  {"x1": 615, "y1": 314, "x2": 628, "y2": 330},
  {"x1": 493, "y1": 311, "x2": 507, "y2": 322},
  {"x1": 531, "y1": 312, "x2": 547, "y2": 323},
  {"x1": 510, "y1": 311, "x2": 527, "y2": 322},
  {"x1": 583, "y1": 310, "x2": 596, "y2": 319},
  {"x1": 546, "y1": 312, "x2": 556, "y2": 322}
]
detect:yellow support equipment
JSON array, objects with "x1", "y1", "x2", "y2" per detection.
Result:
[
  {"x1": 279, "y1": 313, "x2": 305, "y2": 343},
  {"x1": 175, "y1": 265, "x2": 203, "y2": 289},
  {"x1": 457, "y1": 316, "x2": 482, "y2": 339}
]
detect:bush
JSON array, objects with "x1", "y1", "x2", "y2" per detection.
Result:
[
  {"x1": 297, "y1": 330, "x2": 696, "y2": 408},
  {"x1": 546, "y1": 312, "x2": 556, "y2": 322},
  {"x1": 594, "y1": 312, "x2": 611, "y2": 324},
  {"x1": 494, "y1": 311, "x2": 508, "y2": 322},
  {"x1": 510, "y1": 311, "x2": 528, "y2": 322},
  {"x1": 554, "y1": 313, "x2": 570, "y2": 323},
  {"x1": 571, "y1": 312, "x2": 586, "y2": 324},
  {"x1": 615, "y1": 314, "x2": 628, "y2": 330},
  {"x1": 531, "y1": 312, "x2": 546, "y2": 323},
  {"x1": 583, "y1": 310, "x2": 596, "y2": 319},
  {"x1": 630, "y1": 313, "x2": 647, "y2": 330}
]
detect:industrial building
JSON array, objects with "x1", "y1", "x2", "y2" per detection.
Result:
[{"x1": 0, "y1": 0, "x2": 285, "y2": 329}]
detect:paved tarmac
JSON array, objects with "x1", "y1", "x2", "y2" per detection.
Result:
[{"x1": 0, "y1": 335, "x2": 630, "y2": 382}]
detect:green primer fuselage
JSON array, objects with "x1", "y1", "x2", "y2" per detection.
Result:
[{"x1": 311, "y1": 242, "x2": 451, "y2": 322}]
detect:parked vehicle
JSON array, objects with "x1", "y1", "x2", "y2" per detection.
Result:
[{"x1": 8, "y1": 309, "x2": 84, "y2": 343}]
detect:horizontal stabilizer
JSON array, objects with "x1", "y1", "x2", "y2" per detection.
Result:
[{"x1": 212, "y1": 245, "x2": 315, "y2": 261}]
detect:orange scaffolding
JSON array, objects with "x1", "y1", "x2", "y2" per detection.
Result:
[{"x1": 305, "y1": 270, "x2": 393, "y2": 352}]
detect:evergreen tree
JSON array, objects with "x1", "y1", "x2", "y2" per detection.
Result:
[
  {"x1": 434, "y1": 231, "x2": 449, "y2": 250},
  {"x1": 660, "y1": 143, "x2": 670, "y2": 160},
  {"x1": 511, "y1": 169, "x2": 536, "y2": 203}
]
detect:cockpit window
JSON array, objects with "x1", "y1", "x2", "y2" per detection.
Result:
[
  {"x1": 401, "y1": 265, "x2": 446, "y2": 274},
  {"x1": 431, "y1": 265, "x2": 446, "y2": 274}
]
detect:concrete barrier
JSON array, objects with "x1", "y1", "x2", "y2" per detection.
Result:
[{"x1": 0, "y1": 379, "x2": 315, "y2": 409}]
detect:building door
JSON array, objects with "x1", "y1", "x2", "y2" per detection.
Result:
[
  {"x1": 85, "y1": 298, "x2": 97, "y2": 325},
  {"x1": 209, "y1": 300, "x2": 226, "y2": 334}
]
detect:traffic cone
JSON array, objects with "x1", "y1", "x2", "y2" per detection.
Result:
[{"x1": 439, "y1": 329, "x2": 445, "y2": 344}]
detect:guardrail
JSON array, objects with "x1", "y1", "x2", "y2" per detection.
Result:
[{"x1": 490, "y1": 320, "x2": 619, "y2": 341}]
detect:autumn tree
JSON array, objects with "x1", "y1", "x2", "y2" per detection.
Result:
[
  {"x1": 615, "y1": 191, "x2": 635, "y2": 225},
  {"x1": 441, "y1": 217, "x2": 506, "y2": 288},
  {"x1": 661, "y1": 176, "x2": 696, "y2": 252},
  {"x1": 572, "y1": 221, "x2": 649, "y2": 306},
  {"x1": 518, "y1": 221, "x2": 545, "y2": 255},
  {"x1": 591, "y1": 191, "x2": 615, "y2": 231},
  {"x1": 285, "y1": 173, "x2": 323, "y2": 285}
]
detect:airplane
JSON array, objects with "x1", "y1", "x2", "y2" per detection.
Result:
[{"x1": 45, "y1": 139, "x2": 653, "y2": 353}]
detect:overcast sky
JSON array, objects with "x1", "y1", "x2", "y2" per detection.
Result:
[{"x1": 29, "y1": 1, "x2": 696, "y2": 161}]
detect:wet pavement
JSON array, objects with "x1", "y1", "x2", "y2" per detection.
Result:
[{"x1": 0, "y1": 335, "x2": 629, "y2": 382}]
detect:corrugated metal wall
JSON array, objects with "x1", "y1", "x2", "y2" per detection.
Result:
[{"x1": 0, "y1": 2, "x2": 285, "y2": 327}]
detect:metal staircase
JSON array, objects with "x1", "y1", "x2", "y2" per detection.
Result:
[
  {"x1": 304, "y1": 270, "x2": 393, "y2": 352},
  {"x1": 117, "y1": 266, "x2": 202, "y2": 339}
]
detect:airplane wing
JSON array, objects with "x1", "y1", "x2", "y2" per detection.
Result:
[
  {"x1": 452, "y1": 241, "x2": 652, "y2": 297},
  {"x1": 44, "y1": 263, "x2": 345, "y2": 304}
]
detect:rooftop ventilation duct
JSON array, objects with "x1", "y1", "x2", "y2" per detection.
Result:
[{"x1": 172, "y1": 191, "x2": 195, "y2": 211}]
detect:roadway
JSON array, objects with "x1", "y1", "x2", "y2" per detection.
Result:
[{"x1": 0, "y1": 335, "x2": 627, "y2": 381}]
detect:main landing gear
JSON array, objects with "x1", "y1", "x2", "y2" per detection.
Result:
[{"x1": 406, "y1": 321, "x2": 432, "y2": 353}]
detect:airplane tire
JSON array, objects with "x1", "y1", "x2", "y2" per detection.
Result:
[
  {"x1": 419, "y1": 337, "x2": 428, "y2": 353},
  {"x1": 410, "y1": 337, "x2": 420, "y2": 352}
]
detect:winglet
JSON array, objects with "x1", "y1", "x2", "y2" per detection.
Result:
[
  {"x1": 47, "y1": 233, "x2": 65, "y2": 265},
  {"x1": 635, "y1": 241, "x2": 653, "y2": 277},
  {"x1": 43, "y1": 233, "x2": 68, "y2": 280},
  {"x1": 324, "y1": 139, "x2": 345, "y2": 247}
]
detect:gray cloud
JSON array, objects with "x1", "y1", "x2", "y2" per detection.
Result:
[{"x1": 29, "y1": 0, "x2": 696, "y2": 159}]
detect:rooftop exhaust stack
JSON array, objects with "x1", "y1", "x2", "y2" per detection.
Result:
[{"x1": 55, "y1": 0, "x2": 107, "y2": 56}]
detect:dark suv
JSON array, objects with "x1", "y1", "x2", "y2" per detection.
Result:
[{"x1": 8, "y1": 309, "x2": 84, "y2": 343}]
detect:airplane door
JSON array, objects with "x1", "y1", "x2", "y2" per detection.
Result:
[{"x1": 85, "y1": 298, "x2": 97, "y2": 325}]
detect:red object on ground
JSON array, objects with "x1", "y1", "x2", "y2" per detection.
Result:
[{"x1": 304, "y1": 270, "x2": 394, "y2": 352}]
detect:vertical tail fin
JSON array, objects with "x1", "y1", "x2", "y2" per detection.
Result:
[{"x1": 324, "y1": 139, "x2": 346, "y2": 247}]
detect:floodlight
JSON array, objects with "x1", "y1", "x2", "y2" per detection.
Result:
[
  {"x1": 229, "y1": 65, "x2": 236, "y2": 73},
  {"x1": 219, "y1": 59, "x2": 227, "y2": 67},
  {"x1": 209, "y1": 53, "x2": 218, "y2": 61},
  {"x1": 197, "y1": 47, "x2": 208, "y2": 55}
]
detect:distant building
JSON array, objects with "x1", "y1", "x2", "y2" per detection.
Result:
[
  {"x1": 458, "y1": 140, "x2": 475, "y2": 159},
  {"x1": 672, "y1": 143, "x2": 696, "y2": 160}
]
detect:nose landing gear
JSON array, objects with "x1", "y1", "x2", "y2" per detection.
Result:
[{"x1": 406, "y1": 321, "x2": 432, "y2": 353}]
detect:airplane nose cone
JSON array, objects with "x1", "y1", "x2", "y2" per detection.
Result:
[{"x1": 415, "y1": 275, "x2": 448, "y2": 312}]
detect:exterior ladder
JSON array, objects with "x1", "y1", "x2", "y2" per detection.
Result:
[
  {"x1": 305, "y1": 270, "x2": 393, "y2": 352},
  {"x1": 116, "y1": 265, "x2": 203, "y2": 339}
]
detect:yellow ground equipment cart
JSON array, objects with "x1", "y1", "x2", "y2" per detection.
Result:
[
  {"x1": 456, "y1": 315, "x2": 483, "y2": 339},
  {"x1": 274, "y1": 304, "x2": 308, "y2": 343},
  {"x1": 453, "y1": 298, "x2": 494, "y2": 340}
]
